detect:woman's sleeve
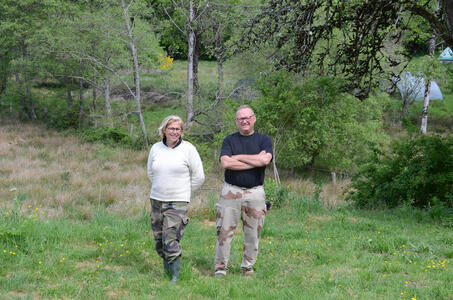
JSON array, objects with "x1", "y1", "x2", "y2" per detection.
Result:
[
  {"x1": 188, "y1": 145, "x2": 205, "y2": 193},
  {"x1": 147, "y1": 147, "x2": 153, "y2": 182}
]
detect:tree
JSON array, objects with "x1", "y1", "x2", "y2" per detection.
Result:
[
  {"x1": 0, "y1": 0, "x2": 60, "y2": 119},
  {"x1": 253, "y1": 70, "x2": 388, "y2": 176},
  {"x1": 238, "y1": 0, "x2": 453, "y2": 99},
  {"x1": 421, "y1": 0, "x2": 440, "y2": 135},
  {"x1": 159, "y1": 0, "x2": 210, "y2": 125},
  {"x1": 120, "y1": 0, "x2": 149, "y2": 147}
]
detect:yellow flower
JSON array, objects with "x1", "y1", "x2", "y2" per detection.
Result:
[{"x1": 38, "y1": 261, "x2": 42, "y2": 264}]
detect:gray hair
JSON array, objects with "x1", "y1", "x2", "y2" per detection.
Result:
[
  {"x1": 236, "y1": 104, "x2": 254, "y2": 115},
  {"x1": 158, "y1": 115, "x2": 184, "y2": 137}
]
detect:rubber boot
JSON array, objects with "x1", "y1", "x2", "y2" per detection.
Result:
[
  {"x1": 163, "y1": 259, "x2": 170, "y2": 276},
  {"x1": 168, "y1": 257, "x2": 181, "y2": 283}
]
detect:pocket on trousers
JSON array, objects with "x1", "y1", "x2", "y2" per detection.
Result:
[{"x1": 181, "y1": 214, "x2": 189, "y2": 225}]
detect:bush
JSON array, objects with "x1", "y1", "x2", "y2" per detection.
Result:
[
  {"x1": 347, "y1": 135, "x2": 453, "y2": 209},
  {"x1": 80, "y1": 127, "x2": 139, "y2": 148}
]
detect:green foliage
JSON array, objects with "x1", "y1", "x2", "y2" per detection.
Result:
[
  {"x1": 263, "y1": 178, "x2": 290, "y2": 208},
  {"x1": 80, "y1": 127, "x2": 140, "y2": 149},
  {"x1": 184, "y1": 136, "x2": 215, "y2": 173},
  {"x1": 253, "y1": 70, "x2": 388, "y2": 172},
  {"x1": 407, "y1": 55, "x2": 446, "y2": 83},
  {"x1": 347, "y1": 135, "x2": 453, "y2": 210}
]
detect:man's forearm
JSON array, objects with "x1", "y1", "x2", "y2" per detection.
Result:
[
  {"x1": 221, "y1": 156, "x2": 255, "y2": 170},
  {"x1": 232, "y1": 151, "x2": 272, "y2": 167}
]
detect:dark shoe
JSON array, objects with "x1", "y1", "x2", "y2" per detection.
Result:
[
  {"x1": 241, "y1": 267, "x2": 254, "y2": 276},
  {"x1": 168, "y1": 257, "x2": 181, "y2": 283}
]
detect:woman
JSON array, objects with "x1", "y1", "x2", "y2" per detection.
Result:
[{"x1": 147, "y1": 115, "x2": 205, "y2": 282}]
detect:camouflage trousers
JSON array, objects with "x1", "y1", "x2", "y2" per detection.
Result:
[
  {"x1": 150, "y1": 199, "x2": 189, "y2": 263},
  {"x1": 214, "y1": 183, "x2": 267, "y2": 272}
]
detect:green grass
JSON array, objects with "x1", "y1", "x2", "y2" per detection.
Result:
[{"x1": 1, "y1": 194, "x2": 451, "y2": 299}]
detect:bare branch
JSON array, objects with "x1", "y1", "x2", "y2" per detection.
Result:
[{"x1": 163, "y1": 6, "x2": 186, "y2": 35}]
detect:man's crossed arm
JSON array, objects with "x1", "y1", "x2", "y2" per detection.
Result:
[{"x1": 220, "y1": 150, "x2": 272, "y2": 170}]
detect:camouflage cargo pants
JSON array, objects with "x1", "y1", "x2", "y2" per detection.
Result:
[
  {"x1": 214, "y1": 183, "x2": 267, "y2": 272},
  {"x1": 150, "y1": 199, "x2": 189, "y2": 263}
]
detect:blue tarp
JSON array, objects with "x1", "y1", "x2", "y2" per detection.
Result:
[{"x1": 396, "y1": 72, "x2": 443, "y2": 101}]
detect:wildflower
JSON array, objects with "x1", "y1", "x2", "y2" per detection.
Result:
[
  {"x1": 38, "y1": 261, "x2": 42, "y2": 265},
  {"x1": 5, "y1": 212, "x2": 9, "y2": 216},
  {"x1": 120, "y1": 244, "x2": 124, "y2": 247},
  {"x1": 3, "y1": 250, "x2": 6, "y2": 253},
  {"x1": 159, "y1": 54, "x2": 174, "y2": 70},
  {"x1": 9, "y1": 187, "x2": 17, "y2": 192}
]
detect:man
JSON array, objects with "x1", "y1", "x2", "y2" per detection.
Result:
[{"x1": 214, "y1": 105, "x2": 273, "y2": 277}]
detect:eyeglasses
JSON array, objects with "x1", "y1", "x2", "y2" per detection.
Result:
[
  {"x1": 166, "y1": 127, "x2": 181, "y2": 132},
  {"x1": 235, "y1": 114, "x2": 255, "y2": 122}
]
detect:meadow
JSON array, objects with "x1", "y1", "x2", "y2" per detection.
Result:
[{"x1": 1, "y1": 121, "x2": 452, "y2": 299}]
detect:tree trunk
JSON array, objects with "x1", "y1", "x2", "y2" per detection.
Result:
[
  {"x1": 92, "y1": 66, "x2": 97, "y2": 110},
  {"x1": 0, "y1": 54, "x2": 9, "y2": 107},
  {"x1": 104, "y1": 76, "x2": 113, "y2": 128},
  {"x1": 25, "y1": 83, "x2": 36, "y2": 120},
  {"x1": 65, "y1": 76, "x2": 73, "y2": 110},
  {"x1": 193, "y1": 8, "x2": 200, "y2": 96},
  {"x1": 78, "y1": 64, "x2": 84, "y2": 129},
  {"x1": 121, "y1": 0, "x2": 148, "y2": 148},
  {"x1": 446, "y1": 0, "x2": 453, "y2": 38},
  {"x1": 22, "y1": 42, "x2": 37, "y2": 119},
  {"x1": 331, "y1": 171, "x2": 337, "y2": 186},
  {"x1": 272, "y1": 139, "x2": 281, "y2": 185},
  {"x1": 211, "y1": 14, "x2": 224, "y2": 112},
  {"x1": 420, "y1": 4, "x2": 438, "y2": 135},
  {"x1": 15, "y1": 72, "x2": 29, "y2": 118},
  {"x1": 186, "y1": 0, "x2": 195, "y2": 125}
]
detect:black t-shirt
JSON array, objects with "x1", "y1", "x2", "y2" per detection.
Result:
[{"x1": 220, "y1": 132, "x2": 273, "y2": 188}]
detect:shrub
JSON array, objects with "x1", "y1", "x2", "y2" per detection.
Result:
[
  {"x1": 347, "y1": 135, "x2": 453, "y2": 209},
  {"x1": 80, "y1": 127, "x2": 139, "y2": 148}
]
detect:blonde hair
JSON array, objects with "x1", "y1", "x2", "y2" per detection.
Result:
[{"x1": 158, "y1": 115, "x2": 184, "y2": 138}]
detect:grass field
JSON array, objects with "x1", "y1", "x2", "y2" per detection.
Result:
[{"x1": 1, "y1": 122, "x2": 452, "y2": 299}]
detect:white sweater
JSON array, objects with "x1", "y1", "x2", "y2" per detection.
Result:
[{"x1": 147, "y1": 140, "x2": 205, "y2": 202}]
